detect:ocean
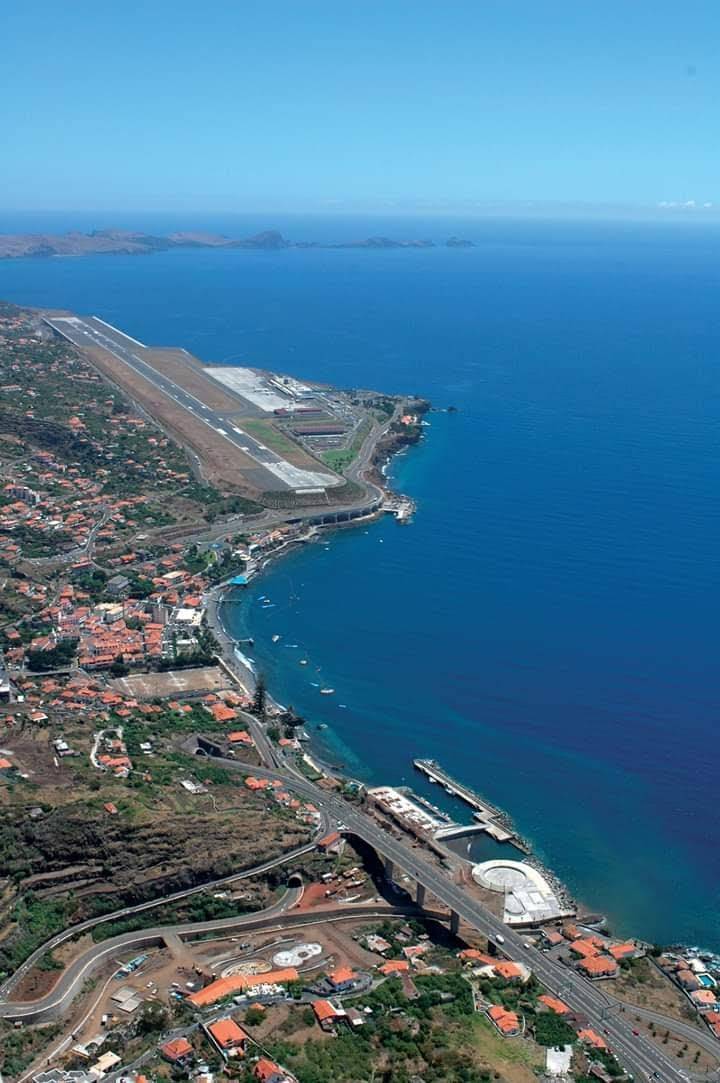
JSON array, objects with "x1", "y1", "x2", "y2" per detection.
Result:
[{"x1": 1, "y1": 215, "x2": 718, "y2": 950}]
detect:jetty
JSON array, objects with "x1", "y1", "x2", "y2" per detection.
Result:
[{"x1": 413, "y1": 759, "x2": 528, "y2": 851}]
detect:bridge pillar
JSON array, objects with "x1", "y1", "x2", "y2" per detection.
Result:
[
  {"x1": 383, "y1": 857, "x2": 395, "y2": 882},
  {"x1": 450, "y1": 910, "x2": 460, "y2": 937},
  {"x1": 415, "y1": 882, "x2": 426, "y2": 909}
]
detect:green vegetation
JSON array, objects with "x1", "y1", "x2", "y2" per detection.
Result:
[
  {"x1": 0, "y1": 1020, "x2": 62, "y2": 1078},
  {"x1": 533, "y1": 1011, "x2": 577, "y2": 1047},
  {"x1": 91, "y1": 890, "x2": 259, "y2": 942},
  {"x1": 321, "y1": 417, "x2": 372, "y2": 473},
  {"x1": 261, "y1": 972, "x2": 519, "y2": 1083},
  {"x1": 26, "y1": 637, "x2": 78, "y2": 671},
  {"x1": 0, "y1": 894, "x2": 72, "y2": 975},
  {"x1": 241, "y1": 418, "x2": 306, "y2": 459}
]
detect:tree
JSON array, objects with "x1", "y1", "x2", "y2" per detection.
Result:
[
  {"x1": 533, "y1": 1012, "x2": 577, "y2": 1047},
  {"x1": 244, "y1": 1005, "x2": 265, "y2": 1026},
  {"x1": 253, "y1": 674, "x2": 267, "y2": 719},
  {"x1": 110, "y1": 655, "x2": 130, "y2": 677}
]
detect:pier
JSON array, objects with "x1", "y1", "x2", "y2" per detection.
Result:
[{"x1": 413, "y1": 759, "x2": 528, "y2": 852}]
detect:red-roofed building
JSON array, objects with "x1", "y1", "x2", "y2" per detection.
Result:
[
  {"x1": 161, "y1": 1037, "x2": 193, "y2": 1064},
  {"x1": 538, "y1": 994, "x2": 570, "y2": 1015},
  {"x1": 578, "y1": 955, "x2": 619, "y2": 979},
  {"x1": 327, "y1": 966, "x2": 358, "y2": 991},
  {"x1": 570, "y1": 938, "x2": 601, "y2": 959},
  {"x1": 487, "y1": 1004, "x2": 521, "y2": 1036},
  {"x1": 578, "y1": 1029, "x2": 608, "y2": 1049},
  {"x1": 316, "y1": 830, "x2": 343, "y2": 854},
  {"x1": 609, "y1": 941, "x2": 638, "y2": 960},
  {"x1": 313, "y1": 998, "x2": 346, "y2": 1031},
  {"x1": 254, "y1": 1058, "x2": 295, "y2": 1083},
  {"x1": 378, "y1": 959, "x2": 409, "y2": 976},
  {"x1": 205, "y1": 1017, "x2": 248, "y2": 1058}
]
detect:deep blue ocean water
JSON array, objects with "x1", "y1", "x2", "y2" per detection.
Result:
[{"x1": 0, "y1": 216, "x2": 718, "y2": 949}]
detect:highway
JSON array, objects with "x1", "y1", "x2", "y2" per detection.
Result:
[
  {"x1": 2, "y1": 740, "x2": 717, "y2": 1078},
  {"x1": 202, "y1": 754, "x2": 719, "y2": 1083},
  {"x1": 44, "y1": 316, "x2": 338, "y2": 493},
  {"x1": 0, "y1": 897, "x2": 418, "y2": 1025},
  {"x1": 0, "y1": 837, "x2": 321, "y2": 1011}
]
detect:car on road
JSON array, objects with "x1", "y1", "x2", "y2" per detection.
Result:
[{"x1": 495, "y1": 934, "x2": 505, "y2": 944}]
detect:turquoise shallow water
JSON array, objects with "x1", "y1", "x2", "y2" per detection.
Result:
[{"x1": 1, "y1": 216, "x2": 718, "y2": 949}]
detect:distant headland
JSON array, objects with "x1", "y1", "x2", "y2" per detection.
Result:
[{"x1": 0, "y1": 229, "x2": 476, "y2": 260}]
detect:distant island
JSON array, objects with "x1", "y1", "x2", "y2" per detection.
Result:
[{"x1": 0, "y1": 228, "x2": 475, "y2": 260}]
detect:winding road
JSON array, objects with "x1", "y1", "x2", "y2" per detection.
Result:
[
  {"x1": 200, "y1": 753, "x2": 720, "y2": 1083},
  {"x1": 3, "y1": 735, "x2": 718, "y2": 1082}
]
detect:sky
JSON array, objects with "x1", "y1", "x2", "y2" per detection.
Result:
[{"x1": 3, "y1": 0, "x2": 720, "y2": 215}]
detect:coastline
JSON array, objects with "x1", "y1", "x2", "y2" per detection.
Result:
[
  {"x1": 205, "y1": 433, "x2": 589, "y2": 929},
  {"x1": 206, "y1": 433, "x2": 413, "y2": 710}
]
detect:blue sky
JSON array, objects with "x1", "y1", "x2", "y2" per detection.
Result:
[{"x1": 3, "y1": 1, "x2": 719, "y2": 214}]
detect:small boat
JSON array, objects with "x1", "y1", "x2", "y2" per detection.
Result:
[
  {"x1": 318, "y1": 723, "x2": 328, "y2": 730},
  {"x1": 261, "y1": 603, "x2": 276, "y2": 609},
  {"x1": 299, "y1": 659, "x2": 308, "y2": 666},
  {"x1": 338, "y1": 704, "x2": 347, "y2": 709},
  {"x1": 320, "y1": 687, "x2": 335, "y2": 695},
  {"x1": 271, "y1": 634, "x2": 281, "y2": 643},
  {"x1": 310, "y1": 681, "x2": 320, "y2": 687}
]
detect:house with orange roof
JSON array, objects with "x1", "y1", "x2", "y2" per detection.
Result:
[
  {"x1": 487, "y1": 1004, "x2": 521, "y2": 1036},
  {"x1": 578, "y1": 1029, "x2": 608, "y2": 1049},
  {"x1": 570, "y1": 938, "x2": 601, "y2": 958},
  {"x1": 228, "y1": 730, "x2": 253, "y2": 746},
  {"x1": 244, "y1": 776, "x2": 271, "y2": 791},
  {"x1": 211, "y1": 703, "x2": 237, "y2": 723},
  {"x1": 493, "y1": 960, "x2": 530, "y2": 982},
  {"x1": 312, "y1": 999, "x2": 345, "y2": 1031},
  {"x1": 254, "y1": 1057, "x2": 295, "y2": 1083},
  {"x1": 327, "y1": 966, "x2": 358, "y2": 992},
  {"x1": 458, "y1": 948, "x2": 496, "y2": 965},
  {"x1": 204, "y1": 1017, "x2": 248, "y2": 1058},
  {"x1": 316, "y1": 830, "x2": 343, "y2": 853},
  {"x1": 578, "y1": 955, "x2": 618, "y2": 980},
  {"x1": 161, "y1": 1037, "x2": 193, "y2": 1063},
  {"x1": 538, "y1": 994, "x2": 570, "y2": 1015},
  {"x1": 608, "y1": 941, "x2": 639, "y2": 960},
  {"x1": 691, "y1": 989, "x2": 717, "y2": 1009},
  {"x1": 378, "y1": 959, "x2": 409, "y2": 976}
]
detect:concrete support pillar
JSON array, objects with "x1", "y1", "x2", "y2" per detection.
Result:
[
  {"x1": 450, "y1": 909, "x2": 460, "y2": 937},
  {"x1": 415, "y1": 882, "x2": 426, "y2": 909},
  {"x1": 383, "y1": 857, "x2": 394, "y2": 882}
]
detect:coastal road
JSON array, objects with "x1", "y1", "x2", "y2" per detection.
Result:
[{"x1": 203, "y1": 754, "x2": 718, "y2": 1083}]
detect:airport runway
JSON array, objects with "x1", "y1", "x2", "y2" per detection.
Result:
[{"x1": 45, "y1": 315, "x2": 338, "y2": 492}]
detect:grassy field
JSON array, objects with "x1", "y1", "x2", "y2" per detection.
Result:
[
  {"x1": 321, "y1": 417, "x2": 372, "y2": 473},
  {"x1": 240, "y1": 418, "x2": 324, "y2": 469}
]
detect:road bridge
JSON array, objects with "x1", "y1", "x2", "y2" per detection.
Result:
[{"x1": 202, "y1": 754, "x2": 720, "y2": 1083}]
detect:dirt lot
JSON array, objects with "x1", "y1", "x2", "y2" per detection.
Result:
[
  {"x1": 109, "y1": 666, "x2": 229, "y2": 698},
  {"x1": 613, "y1": 958, "x2": 702, "y2": 1024},
  {"x1": 0, "y1": 726, "x2": 61, "y2": 795}
]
